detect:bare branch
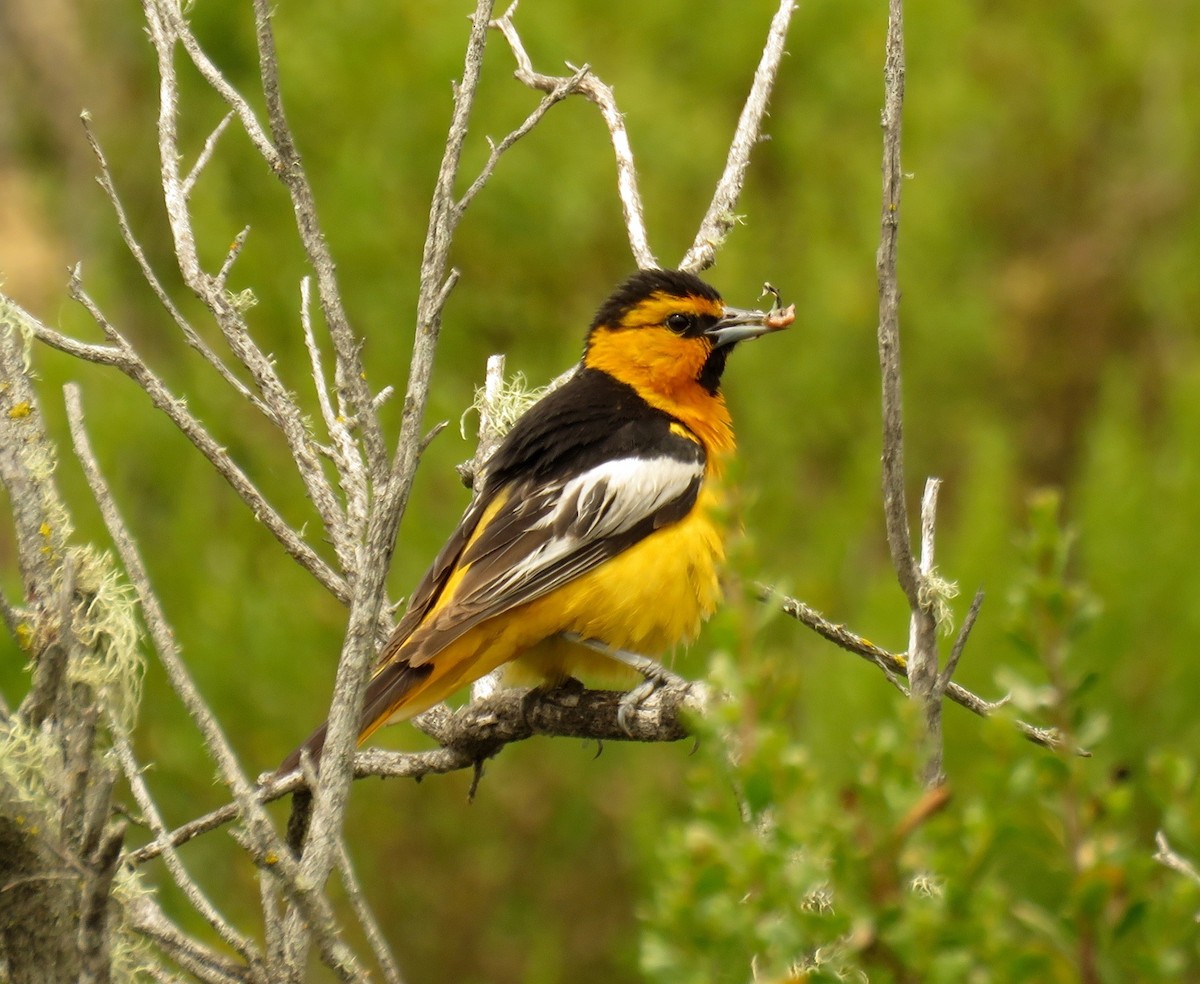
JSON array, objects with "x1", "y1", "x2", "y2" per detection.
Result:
[
  {"x1": 875, "y1": 0, "x2": 918, "y2": 611},
  {"x1": 126, "y1": 681, "x2": 702, "y2": 867},
  {"x1": 249, "y1": 0, "x2": 388, "y2": 482},
  {"x1": 291, "y1": 0, "x2": 500, "y2": 936},
  {"x1": 141, "y1": 0, "x2": 386, "y2": 482},
  {"x1": 27, "y1": 289, "x2": 350, "y2": 603},
  {"x1": 755, "y1": 583, "x2": 1079, "y2": 754},
  {"x1": 680, "y1": 0, "x2": 797, "y2": 272},
  {"x1": 870, "y1": 0, "x2": 953, "y2": 789},
  {"x1": 64, "y1": 386, "x2": 365, "y2": 981},
  {"x1": 142, "y1": 6, "x2": 357, "y2": 571},
  {"x1": 491, "y1": 1, "x2": 656, "y2": 268}
]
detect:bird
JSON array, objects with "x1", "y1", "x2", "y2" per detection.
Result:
[{"x1": 280, "y1": 268, "x2": 794, "y2": 775}]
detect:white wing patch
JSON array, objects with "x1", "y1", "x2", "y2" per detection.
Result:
[
  {"x1": 481, "y1": 454, "x2": 703, "y2": 599},
  {"x1": 542, "y1": 455, "x2": 702, "y2": 538}
]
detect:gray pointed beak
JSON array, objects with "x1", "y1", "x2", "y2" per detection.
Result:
[{"x1": 705, "y1": 302, "x2": 797, "y2": 349}]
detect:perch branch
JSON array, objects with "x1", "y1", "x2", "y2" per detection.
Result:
[{"x1": 125, "y1": 681, "x2": 703, "y2": 867}]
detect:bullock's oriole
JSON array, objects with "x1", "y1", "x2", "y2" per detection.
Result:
[{"x1": 280, "y1": 268, "x2": 794, "y2": 774}]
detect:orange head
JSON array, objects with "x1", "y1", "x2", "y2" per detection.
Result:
[{"x1": 582, "y1": 269, "x2": 794, "y2": 460}]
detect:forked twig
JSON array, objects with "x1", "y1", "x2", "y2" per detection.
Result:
[
  {"x1": 755, "y1": 583, "x2": 1077, "y2": 754},
  {"x1": 490, "y1": 1, "x2": 656, "y2": 268}
]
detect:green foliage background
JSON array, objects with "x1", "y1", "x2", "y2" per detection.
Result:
[{"x1": 2, "y1": 0, "x2": 1199, "y2": 980}]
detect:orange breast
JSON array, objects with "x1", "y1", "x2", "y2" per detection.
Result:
[{"x1": 583, "y1": 326, "x2": 736, "y2": 472}]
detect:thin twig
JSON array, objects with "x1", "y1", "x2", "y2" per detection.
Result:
[
  {"x1": 491, "y1": 1, "x2": 656, "y2": 268},
  {"x1": 300, "y1": 276, "x2": 370, "y2": 551},
  {"x1": 64, "y1": 385, "x2": 365, "y2": 982},
  {"x1": 128, "y1": 896, "x2": 254, "y2": 984},
  {"x1": 875, "y1": 0, "x2": 917, "y2": 611},
  {"x1": 457, "y1": 65, "x2": 592, "y2": 215},
  {"x1": 938, "y1": 588, "x2": 984, "y2": 696},
  {"x1": 214, "y1": 227, "x2": 250, "y2": 290},
  {"x1": 111, "y1": 733, "x2": 266, "y2": 979},
  {"x1": 182, "y1": 110, "x2": 235, "y2": 198},
  {"x1": 336, "y1": 844, "x2": 406, "y2": 984},
  {"x1": 755, "y1": 583, "x2": 1078, "y2": 753},
  {"x1": 79, "y1": 113, "x2": 263, "y2": 412},
  {"x1": 32, "y1": 288, "x2": 348, "y2": 604},
  {"x1": 680, "y1": 0, "x2": 797, "y2": 272}
]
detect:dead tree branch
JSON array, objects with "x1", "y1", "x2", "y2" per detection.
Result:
[
  {"x1": 492, "y1": 0, "x2": 797, "y2": 273},
  {"x1": 681, "y1": 0, "x2": 797, "y2": 272},
  {"x1": 755, "y1": 584, "x2": 1076, "y2": 754},
  {"x1": 126, "y1": 681, "x2": 702, "y2": 868}
]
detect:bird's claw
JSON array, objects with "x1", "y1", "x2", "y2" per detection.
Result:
[
  {"x1": 559, "y1": 632, "x2": 690, "y2": 736},
  {"x1": 615, "y1": 665, "x2": 688, "y2": 735}
]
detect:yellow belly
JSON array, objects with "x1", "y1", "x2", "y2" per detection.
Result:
[
  {"x1": 383, "y1": 486, "x2": 725, "y2": 720},
  {"x1": 517, "y1": 487, "x2": 722, "y2": 658},
  {"x1": 509, "y1": 489, "x2": 724, "y2": 685}
]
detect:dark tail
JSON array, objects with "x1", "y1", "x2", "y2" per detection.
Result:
[
  {"x1": 276, "y1": 660, "x2": 434, "y2": 778},
  {"x1": 277, "y1": 720, "x2": 330, "y2": 777}
]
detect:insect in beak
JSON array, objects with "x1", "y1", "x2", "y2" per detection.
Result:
[{"x1": 705, "y1": 285, "x2": 796, "y2": 349}]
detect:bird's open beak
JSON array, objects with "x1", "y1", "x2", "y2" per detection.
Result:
[{"x1": 705, "y1": 302, "x2": 797, "y2": 349}]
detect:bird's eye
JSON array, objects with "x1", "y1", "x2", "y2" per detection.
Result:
[{"x1": 666, "y1": 312, "x2": 692, "y2": 334}]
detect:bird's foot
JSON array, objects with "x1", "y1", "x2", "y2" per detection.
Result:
[{"x1": 559, "y1": 633, "x2": 689, "y2": 736}]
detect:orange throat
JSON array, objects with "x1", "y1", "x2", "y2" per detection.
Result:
[{"x1": 585, "y1": 326, "x2": 736, "y2": 472}]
